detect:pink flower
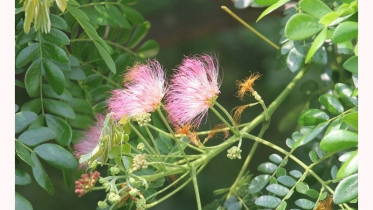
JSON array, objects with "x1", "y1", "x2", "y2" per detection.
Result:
[
  {"x1": 73, "y1": 114, "x2": 105, "y2": 165},
  {"x1": 108, "y1": 59, "x2": 167, "y2": 120},
  {"x1": 165, "y1": 54, "x2": 222, "y2": 128}
]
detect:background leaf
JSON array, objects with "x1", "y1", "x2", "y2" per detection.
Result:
[
  {"x1": 34, "y1": 143, "x2": 78, "y2": 170},
  {"x1": 15, "y1": 192, "x2": 33, "y2": 210},
  {"x1": 31, "y1": 153, "x2": 55, "y2": 195}
]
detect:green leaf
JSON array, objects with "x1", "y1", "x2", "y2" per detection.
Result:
[
  {"x1": 258, "y1": 162, "x2": 278, "y2": 174},
  {"x1": 276, "y1": 167, "x2": 287, "y2": 177},
  {"x1": 320, "y1": 130, "x2": 358, "y2": 153},
  {"x1": 115, "y1": 53, "x2": 132, "y2": 74},
  {"x1": 289, "y1": 170, "x2": 302, "y2": 178},
  {"x1": 24, "y1": 59, "x2": 42, "y2": 97},
  {"x1": 68, "y1": 114, "x2": 94, "y2": 129},
  {"x1": 257, "y1": 0, "x2": 290, "y2": 21},
  {"x1": 63, "y1": 170, "x2": 72, "y2": 189},
  {"x1": 15, "y1": 43, "x2": 39, "y2": 68},
  {"x1": 81, "y1": 7, "x2": 106, "y2": 25},
  {"x1": 277, "y1": 201, "x2": 287, "y2": 210},
  {"x1": 15, "y1": 111, "x2": 38, "y2": 134},
  {"x1": 50, "y1": 14, "x2": 67, "y2": 30},
  {"x1": 285, "y1": 13, "x2": 324, "y2": 40},
  {"x1": 286, "y1": 44, "x2": 305, "y2": 72},
  {"x1": 339, "y1": 151, "x2": 354, "y2": 162},
  {"x1": 292, "y1": 121, "x2": 329, "y2": 149},
  {"x1": 319, "y1": 94, "x2": 344, "y2": 115},
  {"x1": 68, "y1": 55, "x2": 80, "y2": 67},
  {"x1": 15, "y1": 104, "x2": 19, "y2": 113},
  {"x1": 15, "y1": 169, "x2": 32, "y2": 185},
  {"x1": 94, "y1": 5, "x2": 117, "y2": 27},
  {"x1": 42, "y1": 28, "x2": 70, "y2": 45},
  {"x1": 337, "y1": 149, "x2": 358, "y2": 179},
  {"x1": 331, "y1": 165, "x2": 338, "y2": 179},
  {"x1": 299, "y1": 0, "x2": 332, "y2": 19},
  {"x1": 34, "y1": 143, "x2": 78, "y2": 170},
  {"x1": 319, "y1": 12, "x2": 339, "y2": 25},
  {"x1": 137, "y1": 39, "x2": 160, "y2": 58},
  {"x1": 21, "y1": 99, "x2": 41, "y2": 114},
  {"x1": 294, "y1": 199, "x2": 315, "y2": 209},
  {"x1": 284, "y1": 139, "x2": 294, "y2": 150},
  {"x1": 325, "y1": 116, "x2": 348, "y2": 136},
  {"x1": 18, "y1": 127, "x2": 56, "y2": 147},
  {"x1": 311, "y1": 45, "x2": 327, "y2": 65},
  {"x1": 298, "y1": 109, "x2": 329, "y2": 126},
  {"x1": 333, "y1": 173, "x2": 358, "y2": 204},
  {"x1": 31, "y1": 153, "x2": 54, "y2": 195},
  {"x1": 335, "y1": 83, "x2": 358, "y2": 107},
  {"x1": 309, "y1": 150, "x2": 318, "y2": 162},
  {"x1": 90, "y1": 85, "x2": 113, "y2": 103},
  {"x1": 109, "y1": 144, "x2": 131, "y2": 159},
  {"x1": 45, "y1": 114, "x2": 72, "y2": 147},
  {"x1": 15, "y1": 141, "x2": 35, "y2": 167},
  {"x1": 93, "y1": 41, "x2": 116, "y2": 74},
  {"x1": 354, "y1": 42, "x2": 358, "y2": 56},
  {"x1": 67, "y1": 67, "x2": 86, "y2": 80},
  {"x1": 106, "y1": 4, "x2": 132, "y2": 29},
  {"x1": 343, "y1": 113, "x2": 358, "y2": 129},
  {"x1": 16, "y1": 28, "x2": 36, "y2": 47},
  {"x1": 43, "y1": 59, "x2": 66, "y2": 95},
  {"x1": 15, "y1": 192, "x2": 33, "y2": 210},
  {"x1": 42, "y1": 43, "x2": 70, "y2": 63},
  {"x1": 343, "y1": 56, "x2": 358, "y2": 74},
  {"x1": 266, "y1": 184, "x2": 289, "y2": 196},
  {"x1": 305, "y1": 27, "x2": 327, "y2": 63},
  {"x1": 120, "y1": 156, "x2": 133, "y2": 171},
  {"x1": 332, "y1": 21, "x2": 358, "y2": 43},
  {"x1": 295, "y1": 182, "x2": 309, "y2": 194},
  {"x1": 305, "y1": 189, "x2": 319, "y2": 199},
  {"x1": 254, "y1": 0, "x2": 278, "y2": 6},
  {"x1": 269, "y1": 154, "x2": 282, "y2": 164},
  {"x1": 119, "y1": 5, "x2": 144, "y2": 25},
  {"x1": 43, "y1": 84, "x2": 73, "y2": 101},
  {"x1": 316, "y1": 144, "x2": 326, "y2": 158},
  {"x1": 127, "y1": 21, "x2": 151, "y2": 49},
  {"x1": 249, "y1": 174, "x2": 270, "y2": 193},
  {"x1": 43, "y1": 99, "x2": 76, "y2": 119},
  {"x1": 67, "y1": 98, "x2": 93, "y2": 115},
  {"x1": 277, "y1": 175, "x2": 296, "y2": 187},
  {"x1": 337, "y1": 41, "x2": 354, "y2": 54},
  {"x1": 255, "y1": 195, "x2": 281, "y2": 208}
]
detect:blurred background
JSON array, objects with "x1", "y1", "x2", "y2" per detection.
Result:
[{"x1": 16, "y1": 0, "x2": 324, "y2": 209}]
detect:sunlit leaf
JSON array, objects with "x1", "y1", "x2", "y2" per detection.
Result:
[
  {"x1": 337, "y1": 149, "x2": 358, "y2": 179},
  {"x1": 335, "y1": 83, "x2": 358, "y2": 107},
  {"x1": 298, "y1": 109, "x2": 329, "y2": 126},
  {"x1": 277, "y1": 176, "x2": 296, "y2": 187},
  {"x1": 258, "y1": 162, "x2": 277, "y2": 174},
  {"x1": 266, "y1": 184, "x2": 289, "y2": 196},
  {"x1": 285, "y1": 13, "x2": 324, "y2": 40},
  {"x1": 289, "y1": 170, "x2": 302, "y2": 179},
  {"x1": 269, "y1": 154, "x2": 283, "y2": 164},
  {"x1": 300, "y1": 0, "x2": 332, "y2": 19},
  {"x1": 320, "y1": 130, "x2": 358, "y2": 153},
  {"x1": 257, "y1": 0, "x2": 290, "y2": 21},
  {"x1": 332, "y1": 21, "x2": 358, "y2": 43},
  {"x1": 343, "y1": 113, "x2": 358, "y2": 129},
  {"x1": 343, "y1": 56, "x2": 358, "y2": 74},
  {"x1": 333, "y1": 173, "x2": 358, "y2": 204},
  {"x1": 249, "y1": 174, "x2": 270, "y2": 193},
  {"x1": 295, "y1": 182, "x2": 309, "y2": 194},
  {"x1": 255, "y1": 195, "x2": 281, "y2": 208},
  {"x1": 294, "y1": 198, "x2": 315, "y2": 209}
]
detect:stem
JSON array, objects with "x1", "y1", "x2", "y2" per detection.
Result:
[
  {"x1": 129, "y1": 123, "x2": 158, "y2": 158},
  {"x1": 221, "y1": 6, "x2": 279, "y2": 50},
  {"x1": 144, "y1": 125, "x2": 163, "y2": 162},
  {"x1": 191, "y1": 167, "x2": 202, "y2": 210},
  {"x1": 210, "y1": 105, "x2": 240, "y2": 136},
  {"x1": 157, "y1": 106, "x2": 191, "y2": 167},
  {"x1": 37, "y1": 32, "x2": 45, "y2": 116},
  {"x1": 70, "y1": 39, "x2": 137, "y2": 56},
  {"x1": 214, "y1": 101, "x2": 240, "y2": 132},
  {"x1": 91, "y1": 69, "x2": 121, "y2": 88}
]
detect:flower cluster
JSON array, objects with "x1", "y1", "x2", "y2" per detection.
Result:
[
  {"x1": 132, "y1": 154, "x2": 148, "y2": 172},
  {"x1": 75, "y1": 171, "x2": 101, "y2": 197},
  {"x1": 108, "y1": 60, "x2": 167, "y2": 121},
  {"x1": 227, "y1": 146, "x2": 242, "y2": 160},
  {"x1": 165, "y1": 55, "x2": 222, "y2": 128}
]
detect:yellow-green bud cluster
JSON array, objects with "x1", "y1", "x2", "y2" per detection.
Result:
[
  {"x1": 227, "y1": 146, "x2": 242, "y2": 160},
  {"x1": 129, "y1": 188, "x2": 139, "y2": 197},
  {"x1": 136, "y1": 194, "x2": 146, "y2": 210},
  {"x1": 137, "y1": 143, "x2": 145, "y2": 151},
  {"x1": 97, "y1": 201, "x2": 108, "y2": 209},
  {"x1": 135, "y1": 113, "x2": 151, "y2": 127},
  {"x1": 108, "y1": 192, "x2": 121, "y2": 204},
  {"x1": 132, "y1": 154, "x2": 148, "y2": 172},
  {"x1": 109, "y1": 166, "x2": 121, "y2": 175}
]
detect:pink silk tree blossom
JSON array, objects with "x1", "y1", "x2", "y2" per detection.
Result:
[
  {"x1": 73, "y1": 114, "x2": 106, "y2": 166},
  {"x1": 107, "y1": 59, "x2": 167, "y2": 121},
  {"x1": 165, "y1": 54, "x2": 222, "y2": 128}
]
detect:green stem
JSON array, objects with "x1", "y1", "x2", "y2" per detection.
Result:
[
  {"x1": 221, "y1": 6, "x2": 279, "y2": 50},
  {"x1": 144, "y1": 125, "x2": 163, "y2": 162},
  {"x1": 70, "y1": 39, "x2": 137, "y2": 56},
  {"x1": 129, "y1": 123, "x2": 158, "y2": 158},
  {"x1": 214, "y1": 101, "x2": 240, "y2": 132},
  {"x1": 37, "y1": 32, "x2": 45, "y2": 116},
  {"x1": 91, "y1": 69, "x2": 121, "y2": 88},
  {"x1": 210, "y1": 105, "x2": 240, "y2": 136},
  {"x1": 191, "y1": 167, "x2": 202, "y2": 210},
  {"x1": 145, "y1": 172, "x2": 189, "y2": 201},
  {"x1": 157, "y1": 106, "x2": 191, "y2": 167}
]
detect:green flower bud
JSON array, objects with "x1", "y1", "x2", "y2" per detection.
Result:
[{"x1": 97, "y1": 201, "x2": 108, "y2": 209}]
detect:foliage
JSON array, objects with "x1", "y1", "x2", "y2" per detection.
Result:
[{"x1": 15, "y1": 0, "x2": 358, "y2": 209}]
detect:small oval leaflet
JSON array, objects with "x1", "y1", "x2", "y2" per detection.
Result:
[{"x1": 277, "y1": 175, "x2": 297, "y2": 187}]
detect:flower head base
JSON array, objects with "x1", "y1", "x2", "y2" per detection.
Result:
[
  {"x1": 75, "y1": 171, "x2": 100, "y2": 197},
  {"x1": 108, "y1": 60, "x2": 167, "y2": 121},
  {"x1": 165, "y1": 54, "x2": 222, "y2": 128},
  {"x1": 236, "y1": 72, "x2": 261, "y2": 100}
]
